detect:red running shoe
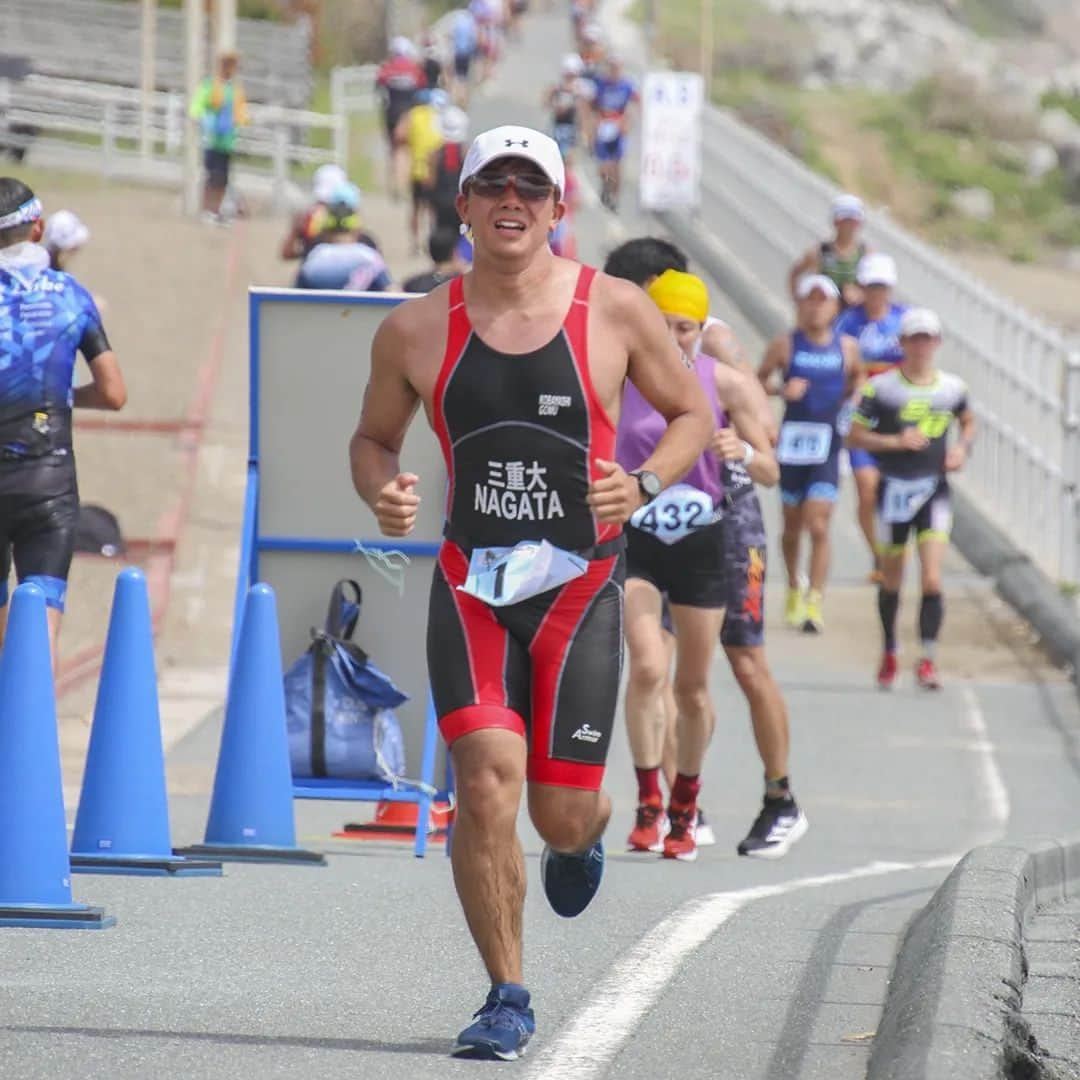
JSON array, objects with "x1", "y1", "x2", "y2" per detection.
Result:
[
  {"x1": 627, "y1": 798, "x2": 668, "y2": 853},
  {"x1": 916, "y1": 658, "x2": 942, "y2": 690},
  {"x1": 877, "y1": 652, "x2": 898, "y2": 690},
  {"x1": 662, "y1": 801, "x2": 698, "y2": 862}
]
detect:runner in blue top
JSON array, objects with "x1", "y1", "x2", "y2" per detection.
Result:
[
  {"x1": 590, "y1": 55, "x2": 638, "y2": 211},
  {"x1": 0, "y1": 178, "x2": 127, "y2": 667},
  {"x1": 759, "y1": 274, "x2": 860, "y2": 633},
  {"x1": 836, "y1": 252, "x2": 907, "y2": 583}
]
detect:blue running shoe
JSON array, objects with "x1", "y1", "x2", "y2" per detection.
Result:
[
  {"x1": 453, "y1": 983, "x2": 535, "y2": 1060},
  {"x1": 540, "y1": 840, "x2": 604, "y2": 918}
]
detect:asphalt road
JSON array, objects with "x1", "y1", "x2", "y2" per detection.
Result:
[{"x1": 3, "y1": 7, "x2": 1080, "y2": 1080}]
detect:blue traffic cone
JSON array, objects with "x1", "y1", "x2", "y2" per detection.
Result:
[
  {"x1": 175, "y1": 584, "x2": 324, "y2": 865},
  {"x1": 0, "y1": 583, "x2": 114, "y2": 928},
  {"x1": 70, "y1": 568, "x2": 221, "y2": 877}
]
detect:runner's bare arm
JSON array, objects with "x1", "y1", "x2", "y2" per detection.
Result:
[
  {"x1": 73, "y1": 351, "x2": 126, "y2": 410},
  {"x1": 349, "y1": 309, "x2": 423, "y2": 535},
  {"x1": 788, "y1": 247, "x2": 819, "y2": 297},
  {"x1": 758, "y1": 334, "x2": 791, "y2": 397},
  {"x1": 588, "y1": 280, "x2": 713, "y2": 523},
  {"x1": 713, "y1": 368, "x2": 779, "y2": 487},
  {"x1": 701, "y1": 321, "x2": 748, "y2": 373},
  {"x1": 841, "y1": 335, "x2": 863, "y2": 397},
  {"x1": 945, "y1": 407, "x2": 976, "y2": 472}
]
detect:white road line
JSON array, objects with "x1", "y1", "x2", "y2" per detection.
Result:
[
  {"x1": 527, "y1": 855, "x2": 957, "y2": 1080},
  {"x1": 960, "y1": 685, "x2": 1011, "y2": 837}
]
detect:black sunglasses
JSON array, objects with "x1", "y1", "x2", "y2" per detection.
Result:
[{"x1": 467, "y1": 171, "x2": 555, "y2": 201}]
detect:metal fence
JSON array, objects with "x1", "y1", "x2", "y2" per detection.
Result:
[
  {"x1": 329, "y1": 65, "x2": 378, "y2": 117},
  {"x1": 0, "y1": 0, "x2": 313, "y2": 107},
  {"x1": 0, "y1": 75, "x2": 346, "y2": 210},
  {"x1": 695, "y1": 105, "x2": 1080, "y2": 586}
]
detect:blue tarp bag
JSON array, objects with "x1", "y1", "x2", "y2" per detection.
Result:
[{"x1": 285, "y1": 580, "x2": 408, "y2": 781}]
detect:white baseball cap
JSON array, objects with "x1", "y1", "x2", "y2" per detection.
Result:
[
  {"x1": 900, "y1": 307, "x2": 942, "y2": 338},
  {"x1": 312, "y1": 163, "x2": 348, "y2": 204},
  {"x1": 856, "y1": 252, "x2": 897, "y2": 287},
  {"x1": 439, "y1": 106, "x2": 469, "y2": 143},
  {"x1": 42, "y1": 209, "x2": 89, "y2": 252},
  {"x1": 390, "y1": 36, "x2": 416, "y2": 58},
  {"x1": 831, "y1": 193, "x2": 865, "y2": 222},
  {"x1": 795, "y1": 273, "x2": 840, "y2": 300},
  {"x1": 459, "y1": 125, "x2": 566, "y2": 195},
  {"x1": 582, "y1": 21, "x2": 603, "y2": 43},
  {"x1": 561, "y1": 53, "x2": 584, "y2": 76}
]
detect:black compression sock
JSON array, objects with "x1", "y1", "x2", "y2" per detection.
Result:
[
  {"x1": 878, "y1": 588, "x2": 900, "y2": 653},
  {"x1": 919, "y1": 592, "x2": 944, "y2": 651}
]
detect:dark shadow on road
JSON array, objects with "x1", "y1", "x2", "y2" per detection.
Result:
[
  {"x1": 1, "y1": 1026, "x2": 450, "y2": 1056},
  {"x1": 763, "y1": 886, "x2": 934, "y2": 1080}
]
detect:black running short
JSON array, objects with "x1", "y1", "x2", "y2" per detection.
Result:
[
  {"x1": 203, "y1": 148, "x2": 231, "y2": 188},
  {"x1": 720, "y1": 489, "x2": 767, "y2": 648},
  {"x1": 0, "y1": 457, "x2": 79, "y2": 611},
  {"x1": 625, "y1": 519, "x2": 725, "y2": 608},
  {"x1": 428, "y1": 541, "x2": 624, "y2": 791}
]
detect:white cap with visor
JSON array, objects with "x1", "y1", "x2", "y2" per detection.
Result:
[
  {"x1": 459, "y1": 125, "x2": 566, "y2": 196},
  {"x1": 900, "y1": 307, "x2": 942, "y2": 338},
  {"x1": 795, "y1": 273, "x2": 841, "y2": 300}
]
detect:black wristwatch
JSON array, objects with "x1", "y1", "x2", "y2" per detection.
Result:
[{"x1": 630, "y1": 469, "x2": 662, "y2": 503}]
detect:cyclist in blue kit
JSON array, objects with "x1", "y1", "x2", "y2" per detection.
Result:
[
  {"x1": 0, "y1": 178, "x2": 127, "y2": 666},
  {"x1": 836, "y1": 252, "x2": 907, "y2": 583},
  {"x1": 590, "y1": 55, "x2": 637, "y2": 211},
  {"x1": 759, "y1": 274, "x2": 859, "y2": 633}
]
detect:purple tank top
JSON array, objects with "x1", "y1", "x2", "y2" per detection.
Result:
[{"x1": 616, "y1": 352, "x2": 724, "y2": 501}]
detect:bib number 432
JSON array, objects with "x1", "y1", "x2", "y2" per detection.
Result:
[{"x1": 630, "y1": 483, "x2": 716, "y2": 545}]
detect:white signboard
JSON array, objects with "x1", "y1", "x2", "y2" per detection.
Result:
[{"x1": 639, "y1": 71, "x2": 704, "y2": 211}]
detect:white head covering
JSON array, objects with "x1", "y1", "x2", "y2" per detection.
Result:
[
  {"x1": 460, "y1": 125, "x2": 565, "y2": 194},
  {"x1": 42, "y1": 209, "x2": 89, "y2": 252}
]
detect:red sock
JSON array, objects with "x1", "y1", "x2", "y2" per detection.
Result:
[
  {"x1": 635, "y1": 766, "x2": 662, "y2": 804},
  {"x1": 671, "y1": 773, "x2": 700, "y2": 807}
]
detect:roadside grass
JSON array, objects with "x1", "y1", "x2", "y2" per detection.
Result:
[{"x1": 633, "y1": 0, "x2": 1080, "y2": 261}]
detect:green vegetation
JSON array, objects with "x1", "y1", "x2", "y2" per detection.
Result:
[
  {"x1": 956, "y1": 0, "x2": 1045, "y2": 38},
  {"x1": 1041, "y1": 90, "x2": 1080, "y2": 125},
  {"x1": 635, "y1": 0, "x2": 1080, "y2": 261}
]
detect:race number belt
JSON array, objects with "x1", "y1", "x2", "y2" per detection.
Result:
[
  {"x1": 881, "y1": 475, "x2": 939, "y2": 524},
  {"x1": 458, "y1": 539, "x2": 588, "y2": 607},
  {"x1": 629, "y1": 483, "x2": 719, "y2": 546},
  {"x1": 596, "y1": 119, "x2": 621, "y2": 142},
  {"x1": 777, "y1": 421, "x2": 832, "y2": 466}
]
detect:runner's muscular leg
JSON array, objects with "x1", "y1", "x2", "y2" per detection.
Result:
[
  {"x1": 853, "y1": 466, "x2": 880, "y2": 564},
  {"x1": 624, "y1": 578, "x2": 669, "y2": 771},
  {"x1": 724, "y1": 644, "x2": 789, "y2": 779},
  {"x1": 528, "y1": 782, "x2": 611, "y2": 854},
  {"x1": 781, "y1": 502, "x2": 804, "y2": 588},
  {"x1": 450, "y1": 728, "x2": 528, "y2": 986},
  {"x1": 668, "y1": 603, "x2": 725, "y2": 775},
  {"x1": 803, "y1": 499, "x2": 834, "y2": 593}
]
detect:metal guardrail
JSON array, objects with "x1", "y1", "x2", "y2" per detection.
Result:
[
  {"x1": 695, "y1": 105, "x2": 1080, "y2": 585},
  {"x1": 0, "y1": 76, "x2": 346, "y2": 209},
  {"x1": 0, "y1": 0, "x2": 313, "y2": 107},
  {"x1": 329, "y1": 65, "x2": 378, "y2": 117}
]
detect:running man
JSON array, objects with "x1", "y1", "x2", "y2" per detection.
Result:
[
  {"x1": 847, "y1": 308, "x2": 975, "y2": 690},
  {"x1": 348, "y1": 126, "x2": 713, "y2": 1060},
  {"x1": 835, "y1": 252, "x2": 907, "y2": 583},
  {"x1": 375, "y1": 38, "x2": 427, "y2": 199},
  {"x1": 789, "y1": 193, "x2": 868, "y2": 311},
  {"x1": 619, "y1": 270, "x2": 778, "y2": 862},
  {"x1": 604, "y1": 236, "x2": 807, "y2": 858},
  {"x1": 760, "y1": 274, "x2": 860, "y2": 633},
  {"x1": 548, "y1": 54, "x2": 584, "y2": 160},
  {"x1": 591, "y1": 55, "x2": 637, "y2": 211},
  {"x1": 394, "y1": 88, "x2": 446, "y2": 253},
  {"x1": 0, "y1": 179, "x2": 127, "y2": 666}
]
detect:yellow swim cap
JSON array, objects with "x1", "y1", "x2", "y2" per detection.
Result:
[{"x1": 646, "y1": 269, "x2": 709, "y2": 324}]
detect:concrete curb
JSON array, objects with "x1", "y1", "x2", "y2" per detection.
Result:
[
  {"x1": 865, "y1": 835, "x2": 1080, "y2": 1080},
  {"x1": 656, "y1": 210, "x2": 1080, "y2": 678}
]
